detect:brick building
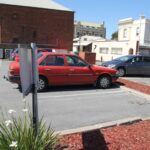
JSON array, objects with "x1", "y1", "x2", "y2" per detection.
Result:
[{"x1": 0, "y1": 0, "x2": 74, "y2": 51}]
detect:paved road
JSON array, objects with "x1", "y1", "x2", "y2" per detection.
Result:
[{"x1": 0, "y1": 60, "x2": 150, "y2": 131}]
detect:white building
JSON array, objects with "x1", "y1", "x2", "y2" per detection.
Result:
[
  {"x1": 92, "y1": 16, "x2": 150, "y2": 62},
  {"x1": 118, "y1": 16, "x2": 150, "y2": 44},
  {"x1": 73, "y1": 35, "x2": 105, "y2": 53},
  {"x1": 92, "y1": 40, "x2": 136, "y2": 62}
]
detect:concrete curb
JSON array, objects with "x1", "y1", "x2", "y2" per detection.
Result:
[
  {"x1": 117, "y1": 78, "x2": 150, "y2": 95},
  {"x1": 56, "y1": 117, "x2": 143, "y2": 136}
]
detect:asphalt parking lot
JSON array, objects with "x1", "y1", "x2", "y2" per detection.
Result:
[{"x1": 0, "y1": 60, "x2": 150, "y2": 131}]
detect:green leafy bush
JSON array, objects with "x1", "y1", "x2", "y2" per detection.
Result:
[{"x1": 0, "y1": 110, "x2": 57, "y2": 150}]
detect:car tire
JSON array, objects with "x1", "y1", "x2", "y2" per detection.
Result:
[
  {"x1": 117, "y1": 68, "x2": 126, "y2": 77},
  {"x1": 18, "y1": 84, "x2": 22, "y2": 92},
  {"x1": 37, "y1": 77, "x2": 48, "y2": 92},
  {"x1": 97, "y1": 75, "x2": 111, "y2": 89}
]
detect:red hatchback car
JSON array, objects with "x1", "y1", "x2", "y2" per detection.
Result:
[{"x1": 9, "y1": 52, "x2": 119, "y2": 91}]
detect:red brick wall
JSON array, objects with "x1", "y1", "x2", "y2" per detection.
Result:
[{"x1": 0, "y1": 4, "x2": 74, "y2": 50}]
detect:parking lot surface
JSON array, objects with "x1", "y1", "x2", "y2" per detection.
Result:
[{"x1": 0, "y1": 60, "x2": 150, "y2": 131}]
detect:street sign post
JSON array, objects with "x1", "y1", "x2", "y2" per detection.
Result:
[
  {"x1": 19, "y1": 43, "x2": 39, "y2": 136},
  {"x1": 31, "y1": 43, "x2": 39, "y2": 135}
]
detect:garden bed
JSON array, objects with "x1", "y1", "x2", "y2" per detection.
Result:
[{"x1": 58, "y1": 120, "x2": 150, "y2": 150}]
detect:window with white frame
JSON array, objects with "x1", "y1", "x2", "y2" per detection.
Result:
[
  {"x1": 111, "y1": 48, "x2": 123, "y2": 55},
  {"x1": 123, "y1": 28, "x2": 127, "y2": 38},
  {"x1": 99, "y1": 47, "x2": 109, "y2": 54}
]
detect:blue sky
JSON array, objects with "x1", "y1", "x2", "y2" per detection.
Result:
[{"x1": 55, "y1": 0, "x2": 150, "y2": 39}]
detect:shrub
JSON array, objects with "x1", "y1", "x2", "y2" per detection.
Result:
[{"x1": 0, "y1": 110, "x2": 57, "y2": 150}]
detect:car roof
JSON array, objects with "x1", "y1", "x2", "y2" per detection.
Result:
[
  {"x1": 124, "y1": 54, "x2": 150, "y2": 57},
  {"x1": 42, "y1": 52, "x2": 76, "y2": 56}
]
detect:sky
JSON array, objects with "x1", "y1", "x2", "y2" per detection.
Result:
[{"x1": 55, "y1": 0, "x2": 150, "y2": 39}]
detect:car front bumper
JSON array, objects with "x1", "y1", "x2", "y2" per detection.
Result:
[{"x1": 111, "y1": 74, "x2": 119, "y2": 82}]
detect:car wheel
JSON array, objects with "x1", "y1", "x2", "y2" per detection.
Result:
[
  {"x1": 117, "y1": 68, "x2": 125, "y2": 77},
  {"x1": 97, "y1": 75, "x2": 111, "y2": 89},
  {"x1": 37, "y1": 77, "x2": 48, "y2": 92}
]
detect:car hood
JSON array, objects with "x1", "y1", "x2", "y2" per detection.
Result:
[
  {"x1": 91, "y1": 65, "x2": 117, "y2": 74},
  {"x1": 101, "y1": 60, "x2": 122, "y2": 67}
]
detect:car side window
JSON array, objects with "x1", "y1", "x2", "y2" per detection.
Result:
[
  {"x1": 55, "y1": 56, "x2": 64, "y2": 66},
  {"x1": 67, "y1": 56, "x2": 75, "y2": 66},
  {"x1": 66, "y1": 56, "x2": 88, "y2": 67},
  {"x1": 131, "y1": 56, "x2": 142, "y2": 62},
  {"x1": 40, "y1": 55, "x2": 64, "y2": 66},
  {"x1": 143, "y1": 57, "x2": 150, "y2": 62}
]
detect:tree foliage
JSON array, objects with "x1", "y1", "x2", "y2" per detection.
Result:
[{"x1": 111, "y1": 31, "x2": 118, "y2": 40}]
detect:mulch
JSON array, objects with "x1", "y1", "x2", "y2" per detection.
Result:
[
  {"x1": 58, "y1": 120, "x2": 150, "y2": 150},
  {"x1": 117, "y1": 78, "x2": 150, "y2": 95}
]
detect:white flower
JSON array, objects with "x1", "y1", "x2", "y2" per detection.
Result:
[
  {"x1": 22, "y1": 108, "x2": 28, "y2": 112},
  {"x1": 9, "y1": 141, "x2": 17, "y2": 147},
  {"x1": 8, "y1": 109, "x2": 16, "y2": 114},
  {"x1": 5, "y1": 120, "x2": 13, "y2": 126}
]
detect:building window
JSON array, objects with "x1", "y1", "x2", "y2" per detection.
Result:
[
  {"x1": 99, "y1": 47, "x2": 109, "y2": 54},
  {"x1": 136, "y1": 27, "x2": 140, "y2": 36},
  {"x1": 77, "y1": 32, "x2": 80, "y2": 37},
  {"x1": 111, "y1": 48, "x2": 122, "y2": 55},
  {"x1": 123, "y1": 28, "x2": 127, "y2": 38}
]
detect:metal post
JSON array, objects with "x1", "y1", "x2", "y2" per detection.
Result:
[
  {"x1": 79, "y1": 35, "x2": 81, "y2": 52},
  {"x1": 31, "y1": 43, "x2": 38, "y2": 136}
]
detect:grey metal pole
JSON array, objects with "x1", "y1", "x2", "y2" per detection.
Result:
[{"x1": 31, "y1": 43, "x2": 39, "y2": 136}]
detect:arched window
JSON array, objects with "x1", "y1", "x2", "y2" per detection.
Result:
[{"x1": 123, "y1": 28, "x2": 127, "y2": 38}]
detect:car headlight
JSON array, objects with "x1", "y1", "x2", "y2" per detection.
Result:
[{"x1": 108, "y1": 64, "x2": 116, "y2": 68}]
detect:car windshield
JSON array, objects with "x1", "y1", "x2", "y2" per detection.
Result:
[{"x1": 114, "y1": 55, "x2": 133, "y2": 62}]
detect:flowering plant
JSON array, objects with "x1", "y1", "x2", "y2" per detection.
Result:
[{"x1": 0, "y1": 108, "x2": 57, "y2": 150}]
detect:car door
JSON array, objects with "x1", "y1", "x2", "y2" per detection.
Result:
[
  {"x1": 65, "y1": 55, "x2": 96, "y2": 85},
  {"x1": 142, "y1": 56, "x2": 150, "y2": 75},
  {"x1": 38, "y1": 54, "x2": 68, "y2": 85},
  {"x1": 125, "y1": 56, "x2": 143, "y2": 75}
]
